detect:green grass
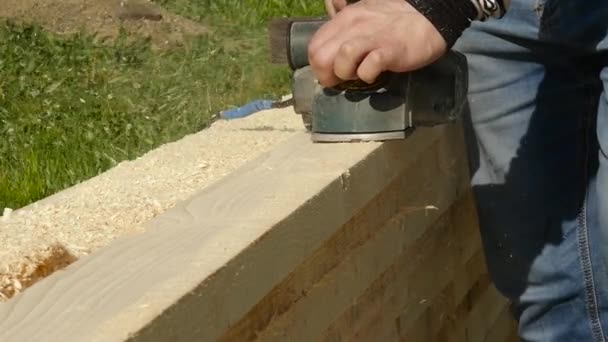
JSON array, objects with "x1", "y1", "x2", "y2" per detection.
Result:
[{"x1": 0, "y1": 1, "x2": 325, "y2": 210}]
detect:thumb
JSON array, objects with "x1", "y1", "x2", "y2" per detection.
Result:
[
  {"x1": 325, "y1": 0, "x2": 348, "y2": 17},
  {"x1": 335, "y1": 0, "x2": 349, "y2": 11}
]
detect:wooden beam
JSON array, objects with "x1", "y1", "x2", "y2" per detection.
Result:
[
  {"x1": 0, "y1": 123, "x2": 517, "y2": 341},
  {"x1": 317, "y1": 193, "x2": 486, "y2": 342},
  {"x1": 243, "y1": 134, "x2": 470, "y2": 342},
  {"x1": 484, "y1": 305, "x2": 520, "y2": 342}
]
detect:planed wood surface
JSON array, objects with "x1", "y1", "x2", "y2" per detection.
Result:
[
  {"x1": 219, "y1": 130, "x2": 470, "y2": 341},
  {"x1": 0, "y1": 123, "x2": 518, "y2": 341}
]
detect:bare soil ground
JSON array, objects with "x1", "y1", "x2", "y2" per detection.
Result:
[{"x1": 0, "y1": 0, "x2": 208, "y2": 48}]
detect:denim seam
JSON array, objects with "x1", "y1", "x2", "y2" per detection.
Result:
[
  {"x1": 577, "y1": 87, "x2": 607, "y2": 341},
  {"x1": 577, "y1": 198, "x2": 606, "y2": 341}
]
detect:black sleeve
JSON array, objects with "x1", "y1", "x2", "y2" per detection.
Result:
[{"x1": 405, "y1": 0, "x2": 509, "y2": 48}]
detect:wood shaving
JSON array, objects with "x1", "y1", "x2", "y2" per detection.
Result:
[{"x1": 0, "y1": 107, "x2": 303, "y2": 301}]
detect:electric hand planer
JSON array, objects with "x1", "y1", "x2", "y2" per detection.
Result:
[{"x1": 269, "y1": 17, "x2": 469, "y2": 142}]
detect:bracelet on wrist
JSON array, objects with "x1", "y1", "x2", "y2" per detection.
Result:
[{"x1": 470, "y1": 0, "x2": 509, "y2": 20}]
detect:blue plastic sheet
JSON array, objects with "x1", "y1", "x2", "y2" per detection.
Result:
[{"x1": 219, "y1": 100, "x2": 275, "y2": 120}]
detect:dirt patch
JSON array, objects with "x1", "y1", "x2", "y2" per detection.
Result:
[{"x1": 0, "y1": 0, "x2": 208, "y2": 49}]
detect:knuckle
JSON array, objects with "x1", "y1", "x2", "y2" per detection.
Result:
[
  {"x1": 335, "y1": 67, "x2": 353, "y2": 80},
  {"x1": 308, "y1": 50, "x2": 329, "y2": 69},
  {"x1": 307, "y1": 48, "x2": 317, "y2": 65},
  {"x1": 348, "y1": 10, "x2": 368, "y2": 26},
  {"x1": 369, "y1": 49, "x2": 386, "y2": 65},
  {"x1": 307, "y1": 40, "x2": 321, "y2": 59},
  {"x1": 338, "y1": 41, "x2": 358, "y2": 59},
  {"x1": 307, "y1": 45, "x2": 321, "y2": 63},
  {"x1": 340, "y1": 5, "x2": 358, "y2": 19}
]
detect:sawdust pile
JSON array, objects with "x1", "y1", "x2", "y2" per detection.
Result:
[
  {"x1": 0, "y1": 0, "x2": 208, "y2": 48},
  {"x1": 0, "y1": 107, "x2": 303, "y2": 301},
  {"x1": 0, "y1": 244, "x2": 76, "y2": 301}
]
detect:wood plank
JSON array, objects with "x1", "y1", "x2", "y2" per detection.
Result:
[
  {"x1": 225, "y1": 124, "x2": 469, "y2": 341},
  {"x1": 357, "y1": 217, "x2": 478, "y2": 342},
  {"x1": 465, "y1": 282, "x2": 511, "y2": 342},
  {"x1": 407, "y1": 266, "x2": 509, "y2": 342},
  {"x1": 393, "y1": 265, "x2": 514, "y2": 342},
  {"x1": 219, "y1": 133, "x2": 464, "y2": 341},
  {"x1": 397, "y1": 250, "x2": 488, "y2": 342},
  {"x1": 484, "y1": 305, "x2": 519, "y2": 342},
  {"x1": 506, "y1": 329, "x2": 521, "y2": 342},
  {"x1": 318, "y1": 191, "x2": 514, "y2": 342},
  {"x1": 392, "y1": 197, "x2": 486, "y2": 339},
  {"x1": 0, "y1": 125, "x2": 461, "y2": 342},
  {"x1": 319, "y1": 192, "x2": 481, "y2": 342}
]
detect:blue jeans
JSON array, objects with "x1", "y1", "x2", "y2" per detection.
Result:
[{"x1": 453, "y1": 0, "x2": 608, "y2": 340}]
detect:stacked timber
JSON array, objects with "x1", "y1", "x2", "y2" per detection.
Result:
[{"x1": 0, "y1": 121, "x2": 517, "y2": 341}]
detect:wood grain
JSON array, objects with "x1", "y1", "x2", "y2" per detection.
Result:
[
  {"x1": 0, "y1": 126, "x2": 452, "y2": 341},
  {"x1": 249, "y1": 131, "x2": 469, "y2": 341},
  {"x1": 319, "y1": 194, "x2": 482, "y2": 342},
  {"x1": 484, "y1": 305, "x2": 520, "y2": 342},
  {"x1": 0, "y1": 122, "x2": 517, "y2": 341}
]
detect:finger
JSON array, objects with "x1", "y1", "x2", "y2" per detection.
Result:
[
  {"x1": 308, "y1": 18, "x2": 344, "y2": 57},
  {"x1": 308, "y1": 5, "x2": 357, "y2": 57},
  {"x1": 309, "y1": 17, "x2": 359, "y2": 86},
  {"x1": 308, "y1": 37, "x2": 343, "y2": 86},
  {"x1": 333, "y1": 36, "x2": 377, "y2": 81},
  {"x1": 356, "y1": 47, "x2": 395, "y2": 84}
]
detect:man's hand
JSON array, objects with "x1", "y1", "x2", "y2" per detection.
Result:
[{"x1": 310, "y1": 0, "x2": 446, "y2": 87}]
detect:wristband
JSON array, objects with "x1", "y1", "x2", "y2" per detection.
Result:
[
  {"x1": 405, "y1": 0, "x2": 478, "y2": 48},
  {"x1": 405, "y1": 0, "x2": 508, "y2": 48}
]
